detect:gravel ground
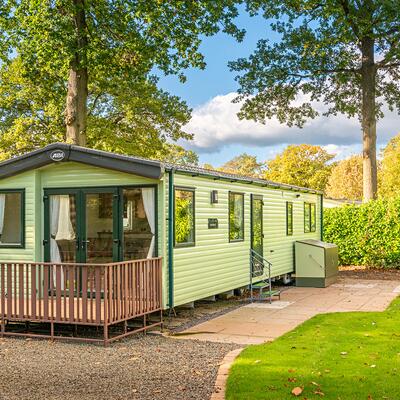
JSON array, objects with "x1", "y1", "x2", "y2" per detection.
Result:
[{"x1": 0, "y1": 335, "x2": 237, "y2": 400}]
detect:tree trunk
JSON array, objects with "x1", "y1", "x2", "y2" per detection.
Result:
[
  {"x1": 65, "y1": 0, "x2": 88, "y2": 146},
  {"x1": 360, "y1": 36, "x2": 377, "y2": 202}
]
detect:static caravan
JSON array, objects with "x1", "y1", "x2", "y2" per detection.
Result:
[{"x1": 0, "y1": 143, "x2": 322, "y2": 343}]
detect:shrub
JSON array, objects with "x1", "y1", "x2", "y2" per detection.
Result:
[{"x1": 324, "y1": 198, "x2": 400, "y2": 267}]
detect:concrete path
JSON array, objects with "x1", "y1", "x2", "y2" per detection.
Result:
[{"x1": 174, "y1": 278, "x2": 400, "y2": 345}]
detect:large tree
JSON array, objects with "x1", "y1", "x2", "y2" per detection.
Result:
[
  {"x1": 325, "y1": 155, "x2": 363, "y2": 200},
  {"x1": 264, "y1": 144, "x2": 335, "y2": 191},
  {"x1": 0, "y1": 1, "x2": 243, "y2": 151},
  {"x1": 230, "y1": 0, "x2": 400, "y2": 201},
  {"x1": 0, "y1": 56, "x2": 195, "y2": 161}
]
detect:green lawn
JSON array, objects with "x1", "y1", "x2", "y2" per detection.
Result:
[{"x1": 226, "y1": 298, "x2": 400, "y2": 400}]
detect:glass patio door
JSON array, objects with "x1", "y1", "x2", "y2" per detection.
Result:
[
  {"x1": 44, "y1": 188, "x2": 119, "y2": 264},
  {"x1": 251, "y1": 195, "x2": 264, "y2": 257}
]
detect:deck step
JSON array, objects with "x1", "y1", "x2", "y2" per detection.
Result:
[
  {"x1": 259, "y1": 290, "x2": 281, "y2": 297},
  {"x1": 251, "y1": 282, "x2": 270, "y2": 289}
]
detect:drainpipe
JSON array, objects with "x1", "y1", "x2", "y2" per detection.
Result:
[
  {"x1": 168, "y1": 169, "x2": 174, "y2": 309},
  {"x1": 320, "y1": 194, "x2": 324, "y2": 241}
]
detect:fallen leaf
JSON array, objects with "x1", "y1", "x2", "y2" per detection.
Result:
[
  {"x1": 370, "y1": 364, "x2": 376, "y2": 368},
  {"x1": 288, "y1": 377, "x2": 297, "y2": 382},
  {"x1": 340, "y1": 352, "x2": 348, "y2": 356},
  {"x1": 314, "y1": 389, "x2": 325, "y2": 396},
  {"x1": 311, "y1": 382, "x2": 319, "y2": 386},
  {"x1": 254, "y1": 360, "x2": 261, "y2": 364},
  {"x1": 292, "y1": 387, "x2": 303, "y2": 396}
]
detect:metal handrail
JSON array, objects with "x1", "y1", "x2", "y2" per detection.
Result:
[{"x1": 249, "y1": 249, "x2": 273, "y2": 303}]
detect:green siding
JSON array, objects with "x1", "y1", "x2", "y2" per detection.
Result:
[
  {"x1": 170, "y1": 173, "x2": 321, "y2": 306},
  {"x1": 0, "y1": 170, "x2": 38, "y2": 262}
]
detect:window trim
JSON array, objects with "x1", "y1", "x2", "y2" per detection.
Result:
[
  {"x1": 0, "y1": 188, "x2": 25, "y2": 249},
  {"x1": 304, "y1": 202, "x2": 316, "y2": 233},
  {"x1": 173, "y1": 186, "x2": 195, "y2": 248},
  {"x1": 286, "y1": 201, "x2": 293, "y2": 236},
  {"x1": 228, "y1": 191, "x2": 245, "y2": 243}
]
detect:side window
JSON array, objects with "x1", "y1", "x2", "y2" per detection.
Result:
[
  {"x1": 0, "y1": 190, "x2": 25, "y2": 247},
  {"x1": 286, "y1": 201, "x2": 293, "y2": 236},
  {"x1": 310, "y1": 203, "x2": 316, "y2": 232},
  {"x1": 174, "y1": 188, "x2": 195, "y2": 247},
  {"x1": 229, "y1": 192, "x2": 244, "y2": 242},
  {"x1": 304, "y1": 202, "x2": 316, "y2": 233}
]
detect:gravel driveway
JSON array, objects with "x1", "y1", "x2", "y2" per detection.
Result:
[{"x1": 0, "y1": 335, "x2": 237, "y2": 400}]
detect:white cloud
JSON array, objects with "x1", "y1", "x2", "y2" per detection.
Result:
[{"x1": 183, "y1": 92, "x2": 399, "y2": 154}]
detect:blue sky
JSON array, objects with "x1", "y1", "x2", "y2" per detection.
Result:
[{"x1": 157, "y1": 7, "x2": 398, "y2": 167}]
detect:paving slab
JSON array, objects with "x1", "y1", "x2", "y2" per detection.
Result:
[{"x1": 172, "y1": 278, "x2": 400, "y2": 345}]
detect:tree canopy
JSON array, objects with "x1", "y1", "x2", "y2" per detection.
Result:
[
  {"x1": 231, "y1": 0, "x2": 400, "y2": 201},
  {"x1": 0, "y1": 1, "x2": 244, "y2": 159},
  {"x1": 264, "y1": 144, "x2": 335, "y2": 191},
  {"x1": 219, "y1": 153, "x2": 264, "y2": 177},
  {"x1": 325, "y1": 155, "x2": 363, "y2": 200},
  {"x1": 379, "y1": 133, "x2": 400, "y2": 198}
]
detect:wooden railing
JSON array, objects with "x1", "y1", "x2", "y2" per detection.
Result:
[{"x1": 0, "y1": 258, "x2": 162, "y2": 343}]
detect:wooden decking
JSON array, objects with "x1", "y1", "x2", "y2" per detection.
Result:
[{"x1": 0, "y1": 258, "x2": 163, "y2": 344}]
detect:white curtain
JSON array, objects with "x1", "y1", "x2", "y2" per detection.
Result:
[
  {"x1": 50, "y1": 195, "x2": 75, "y2": 288},
  {"x1": 50, "y1": 196, "x2": 61, "y2": 264},
  {"x1": 141, "y1": 188, "x2": 156, "y2": 258},
  {"x1": 0, "y1": 194, "x2": 5, "y2": 243},
  {"x1": 56, "y1": 195, "x2": 75, "y2": 241}
]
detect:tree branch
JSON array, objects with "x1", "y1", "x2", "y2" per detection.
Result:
[{"x1": 287, "y1": 67, "x2": 359, "y2": 78}]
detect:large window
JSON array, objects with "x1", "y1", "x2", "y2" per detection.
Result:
[
  {"x1": 174, "y1": 188, "x2": 195, "y2": 247},
  {"x1": 229, "y1": 192, "x2": 244, "y2": 242},
  {"x1": 304, "y1": 202, "x2": 316, "y2": 233},
  {"x1": 286, "y1": 202, "x2": 293, "y2": 236},
  {"x1": 0, "y1": 190, "x2": 24, "y2": 247}
]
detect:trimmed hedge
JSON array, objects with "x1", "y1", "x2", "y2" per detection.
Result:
[{"x1": 324, "y1": 198, "x2": 400, "y2": 267}]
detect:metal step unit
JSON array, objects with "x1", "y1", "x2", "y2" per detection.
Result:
[{"x1": 249, "y1": 249, "x2": 281, "y2": 303}]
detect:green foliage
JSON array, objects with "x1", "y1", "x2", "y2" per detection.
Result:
[
  {"x1": 0, "y1": 0, "x2": 244, "y2": 158},
  {"x1": 227, "y1": 297, "x2": 400, "y2": 399},
  {"x1": 324, "y1": 199, "x2": 400, "y2": 267},
  {"x1": 175, "y1": 192, "x2": 194, "y2": 244},
  {"x1": 231, "y1": 1, "x2": 400, "y2": 125},
  {"x1": 264, "y1": 144, "x2": 335, "y2": 191}
]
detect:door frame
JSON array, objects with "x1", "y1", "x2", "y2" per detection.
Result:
[
  {"x1": 250, "y1": 194, "x2": 264, "y2": 257},
  {"x1": 43, "y1": 184, "x2": 158, "y2": 263}
]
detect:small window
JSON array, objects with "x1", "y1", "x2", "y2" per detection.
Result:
[
  {"x1": 0, "y1": 190, "x2": 25, "y2": 247},
  {"x1": 229, "y1": 192, "x2": 244, "y2": 242},
  {"x1": 286, "y1": 202, "x2": 293, "y2": 236},
  {"x1": 304, "y1": 202, "x2": 316, "y2": 233},
  {"x1": 174, "y1": 188, "x2": 195, "y2": 246}
]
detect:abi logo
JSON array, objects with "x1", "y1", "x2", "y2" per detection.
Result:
[{"x1": 49, "y1": 149, "x2": 65, "y2": 162}]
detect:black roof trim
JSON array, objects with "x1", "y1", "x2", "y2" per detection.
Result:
[
  {"x1": 0, "y1": 143, "x2": 322, "y2": 194},
  {"x1": 0, "y1": 143, "x2": 163, "y2": 180},
  {"x1": 165, "y1": 164, "x2": 322, "y2": 195}
]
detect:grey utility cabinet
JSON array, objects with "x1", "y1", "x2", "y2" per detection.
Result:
[{"x1": 295, "y1": 239, "x2": 338, "y2": 288}]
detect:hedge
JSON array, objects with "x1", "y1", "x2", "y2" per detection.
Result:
[{"x1": 323, "y1": 198, "x2": 400, "y2": 268}]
